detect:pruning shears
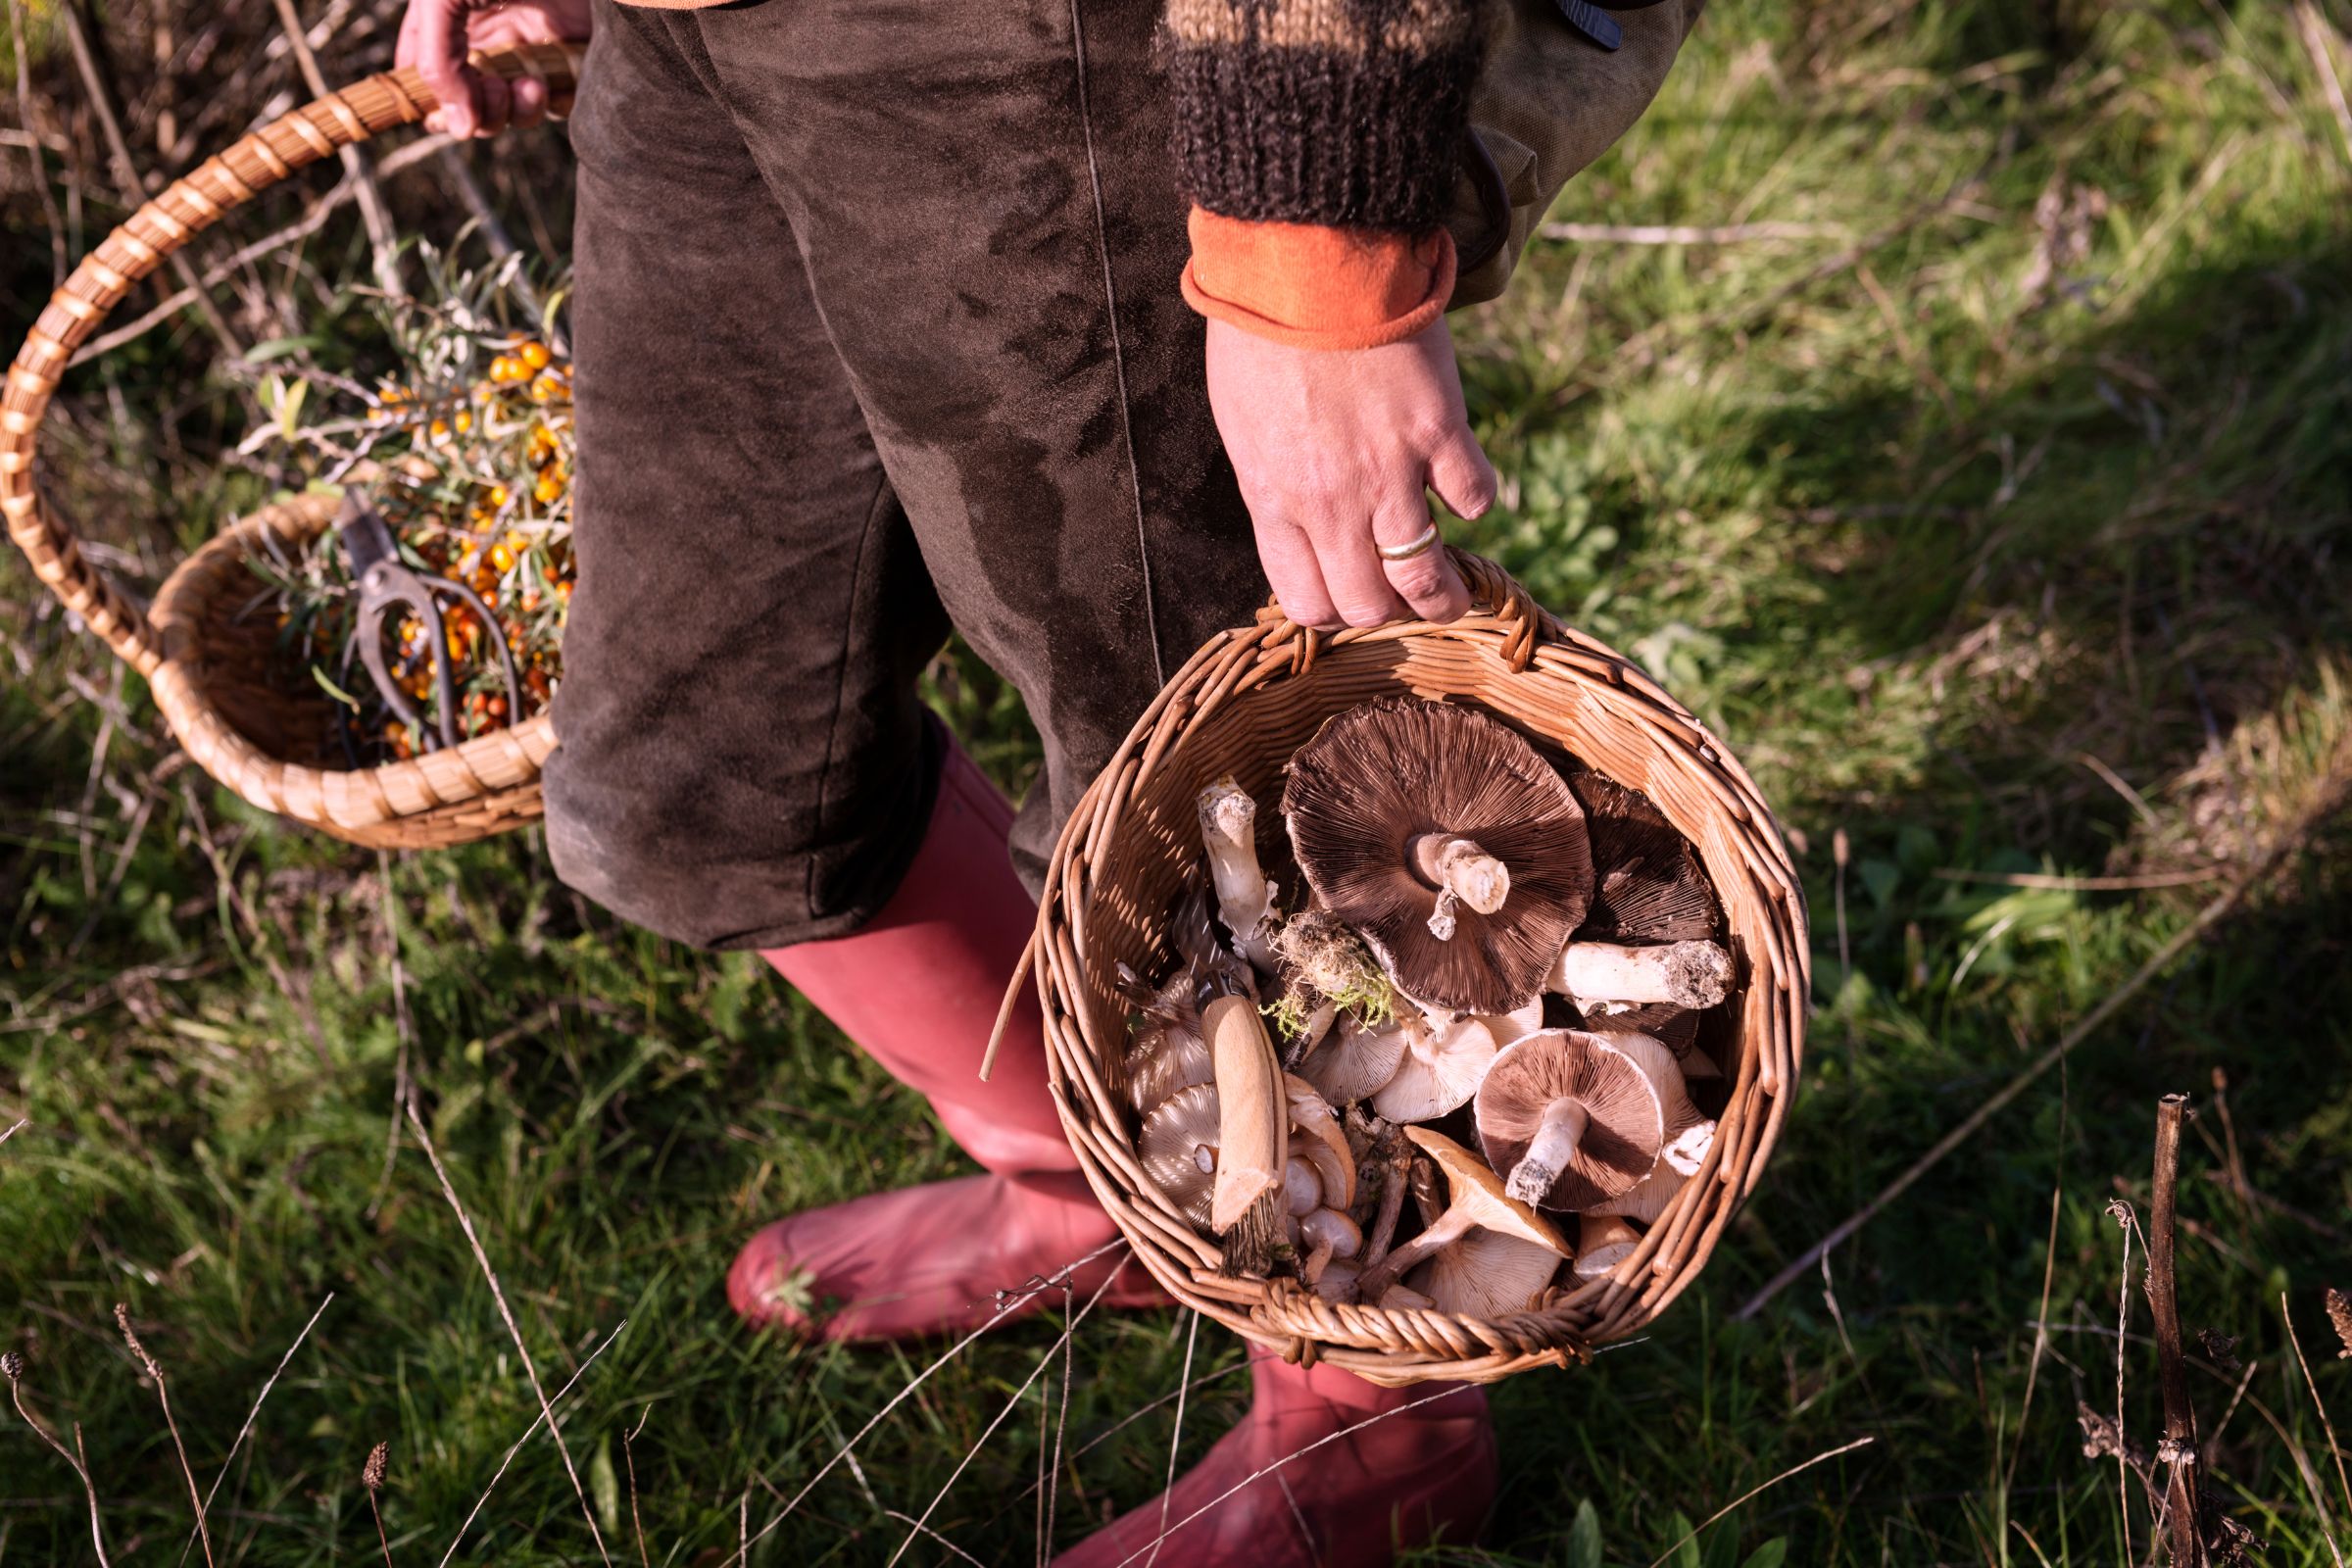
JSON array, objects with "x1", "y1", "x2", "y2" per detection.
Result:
[{"x1": 336, "y1": 489, "x2": 521, "y2": 754}]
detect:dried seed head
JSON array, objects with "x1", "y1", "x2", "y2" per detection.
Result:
[
  {"x1": 2327, "y1": 1286, "x2": 2352, "y2": 1359},
  {"x1": 114, "y1": 1303, "x2": 160, "y2": 1380},
  {"x1": 2196, "y1": 1328, "x2": 2241, "y2": 1373},
  {"x1": 363, "y1": 1441, "x2": 389, "y2": 1492},
  {"x1": 0, "y1": 1350, "x2": 24, "y2": 1382}
]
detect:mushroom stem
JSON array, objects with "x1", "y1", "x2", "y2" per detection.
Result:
[
  {"x1": 1359, "y1": 1150, "x2": 1411, "y2": 1271},
  {"x1": 1547, "y1": 939, "x2": 1733, "y2": 1009},
  {"x1": 1197, "y1": 778, "x2": 1279, "y2": 969},
  {"x1": 1353, "y1": 1205, "x2": 1474, "y2": 1302},
  {"x1": 1407, "y1": 833, "x2": 1510, "y2": 940},
  {"x1": 1504, "y1": 1098, "x2": 1591, "y2": 1207}
]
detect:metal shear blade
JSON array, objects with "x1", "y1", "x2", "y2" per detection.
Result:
[{"x1": 336, "y1": 489, "x2": 522, "y2": 755}]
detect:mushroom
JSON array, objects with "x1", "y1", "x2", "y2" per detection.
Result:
[
  {"x1": 1138, "y1": 1083, "x2": 1221, "y2": 1229},
  {"x1": 1471, "y1": 1029, "x2": 1672, "y2": 1211},
  {"x1": 1406, "y1": 1228, "x2": 1565, "y2": 1318},
  {"x1": 1313, "y1": 1256, "x2": 1364, "y2": 1302},
  {"x1": 1296, "y1": 1207, "x2": 1363, "y2": 1284},
  {"x1": 1203, "y1": 973, "x2": 1286, "y2": 1238},
  {"x1": 1282, "y1": 699, "x2": 1595, "y2": 1016},
  {"x1": 1370, "y1": 1011, "x2": 1497, "y2": 1123},
  {"x1": 1268, "y1": 910, "x2": 1396, "y2": 1039},
  {"x1": 1114, "y1": 963, "x2": 1215, "y2": 1114},
  {"x1": 1547, "y1": 938, "x2": 1733, "y2": 1010},
  {"x1": 1353, "y1": 1128, "x2": 1570, "y2": 1302},
  {"x1": 1197, "y1": 776, "x2": 1279, "y2": 971},
  {"x1": 1380, "y1": 1283, "x2": 1438, "y2": 1311},
  {"x1": 1284, "y1": 1075, "x2": 1356, "y2": 1210},
  {"x1": 1299, "y1": 1013, "x2": 1409, "y2": 1105},
  {"x1": 1572, "y1": 1214, "x2": 1643, "y2": 1282},
  {"x1": 1567, "y1": 768, "x2": 1720, "y2": 943},
  {"x1": 1283, "y1": 1157, "x2": 1323, "y2": 1218},
  {"x1": 1573, "y1": 1002, "x2": 1718, "y2": 1080},
  {"x1": 1477, "y1": 998, "x2": 1546, "y2": 1049},
  {"x1": 1582, "y1": 1032, "x2": 1716, "y2": 1225}
]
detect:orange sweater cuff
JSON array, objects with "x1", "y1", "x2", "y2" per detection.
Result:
[{"x1": 1181, "y1": 210, "x2": 1455, "y2": 351}]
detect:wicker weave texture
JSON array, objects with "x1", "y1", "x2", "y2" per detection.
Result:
[
  {"x1": 2, "y1": 45, "x2": 580, "y2": 848},
  {"x1": 1027, "y1": 552, "x2": 1808, "y2": 1386}
]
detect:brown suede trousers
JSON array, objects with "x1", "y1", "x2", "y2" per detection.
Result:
[{"x1": 544, "y1": 0, "x2": 1269, "y2": 949}]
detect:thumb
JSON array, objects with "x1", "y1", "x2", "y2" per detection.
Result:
[{"x1": 405, "y1": 0, "x2": 480, "y2": 138}]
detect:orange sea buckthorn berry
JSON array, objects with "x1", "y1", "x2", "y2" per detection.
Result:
[
  {"x1": 488, "y1": 483, "x2": 511, "y2": 509},
  {"x1": 555, "y1": 580, "x2": 573, "y2": 602},
  {"x1": 429, "y1": 417, "x2": 450, "y2": 441},
  {"x1": 488, "y1": 542, "x2": 515, "y2": 573},
  {"x1": 520, "y1": 587, "x2": 542, "y2": 612},
  {"x1": 518, "y1": 341, "x2": 551, "y2": 370},
  {"x1": 533, "y1": 472, "x2": 564, "y2": 505}
]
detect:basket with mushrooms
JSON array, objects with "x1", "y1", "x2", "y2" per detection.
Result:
[{"x1": 1007, "y1": 550, "x2": 1806, "y2": 1387}]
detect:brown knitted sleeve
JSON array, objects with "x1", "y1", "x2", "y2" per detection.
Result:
[{"x1": 1163, "y1": 0, "x2": 1490, "y2": 233}]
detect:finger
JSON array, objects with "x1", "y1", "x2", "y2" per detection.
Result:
[
  {"x1": 1428, "y1": 425, "x2": 1499, "y2": 523},
  {"x1": 411, "y1": 0, "x2": 479, "y2": 137},
  {"x1": 1309, "y1": 508, "x2": 1410, "y2": 630},
  {"x1": 508, "y1": 72, "x2": 547, "y2": 129},
  {"x1": 1373, "y1": 501, "x2": 1471, "y2": 622},
  {"x1": 1253, "y1": 515, "x2": 1342, "y2": 632}
]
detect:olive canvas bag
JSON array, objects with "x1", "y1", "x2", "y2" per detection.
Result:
[{"x1": 1448, "y1": 0, "x2": 1705, "y2": 307}]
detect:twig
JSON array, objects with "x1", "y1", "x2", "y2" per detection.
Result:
[
  {"x1": 2110, "y1": 1198, "x2": 2140, "y2": 1564},
  {"x1": 1146, "y1": 1312, "x2": 1203, "y2": 1568},
  {"x1": 886, "y1": 1510, "x2": 988, "y2": 1567},
  {"x1": 115, "y1": 1305, "x2": 217, "y2": 1568},
  {"x1": 3, "y1": 1352, "x2": 115, "y2": 1566},
  {"x1": 405, "y1": 1092, "x2": 614, "y2": 1565},
  {"x1": 7, "y1": 0, "x2": 67, "y2": 287},
  {"x1": 2297, "y1": 0, "x2": 2352, "y2": 167},
  {"x1": 2147, "y1": 1097, "x2": 2212, "y2": 1567},
  {"x1": 55, "y1": 0, "x2": 243, "y2": 359},
  {"x1": 734, "y1": 1239, "x2": 1128, "y2": 1560},
  {"x1": 433, "y1": 1320, "x2": 627, "y2": 1568},
  {"x1": 1737, "y1": 751, "x2": 2350, "y2": 1321},
  {"x1": 1642, "y1": 1437, "x2": 1878, "y2": 1568},
  {"x1": 1833, "y1": 826, "x2": 1851, "y2": 986},
  {"x1": 2283, "y1": 1292, "x2": 2352, "y2": 1530},
  {"x1": 368, "y1": 854, "x2": 414, "y2": 1221},
  {"x1": 0, "y1": 1117, "x2": 25, "y2": 1148},
  {"x1": 175, "y1": 1295, "x2": 333, "y2": 1568},
  {"x1": 883, "y1": 1259, "x2": 1131, "y2": 1568},
  {"x1": 265, "y1": 0, "x2": 401, "y2": 296},
  {"x1": 1930, "y1": 867, "x2": 2222, "y2": 891},
  {"x1": 622, "y1": 1405, "x2": 653, "y2": 1568},
  {"x1": 1537, "y1": 220, "x2": 1846, "y2": 245}
]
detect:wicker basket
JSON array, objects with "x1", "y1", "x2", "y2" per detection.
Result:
[
  {"x1": 2, "y1": 44, "x2": 581, "y2": 849},
  {"x1": 1020, "y1": 551, "x2": 1808, "y2": 1386}
]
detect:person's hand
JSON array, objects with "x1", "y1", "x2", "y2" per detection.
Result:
[
  {"x1": 1204, "y1": 314, "x2": 1495, "y2": 631},
  {"x1": 396, "y1": 0, "x2": 592, "y2": 139}
]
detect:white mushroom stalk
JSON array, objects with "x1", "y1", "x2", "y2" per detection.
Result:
[
  {"x1": 1197, "y1": 777, "x2": 1279, "y2": 971},
  {"x1": 1505, "y1": 1098, "x2": 1591, "y2": 1207},
  {"x1": 1547, "y1": 939, "x2": 1733, "y2": 1010},
  {"x1": 1409, "y1": 832, "x2": 1510, "y2": 941},
  {"x1": 1297, "y1": 1208, "x2": 1362, "y2": 1284}
]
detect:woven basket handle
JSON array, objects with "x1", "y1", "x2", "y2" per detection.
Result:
[
  {"x1": 1254, "y1": 545, "x2": 1558, "y2": 672},
  {"x1": 1, "y1": 41, "x2": 586, "y2": 676}
]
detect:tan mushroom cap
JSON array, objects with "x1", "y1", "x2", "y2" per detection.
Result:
[
  {"x1": 1572, "y1": 1214, "x2": 1643, "y2": 1282},
  {"x1": 1473, "y1": 1029, "x2": 1668, "y2": 1212},
  {"x1": 1125, "y1": 1021, "x2": 1213, "y2": 1115},
  {"x1": 1301, "y1": 1013, "x2": 1410, "y2": 1105},
  {"x1": 1403, "y1": 1126, "x2": 1570, "y2": 1255},
  {"x1": 1284, "y1": 1074, "x2": 1357, "y2": 1209},
  {"x1": 1282, "y1": 699, "x2": 1595, "y2": 1015},
  {"x1": 1371, "y1": 1013, "x2": 1497, "y2": 1123},
  {"x1": 1138, "y1": 1083, "x2": 1221, "y2": 1230},
  {"x1": 1567, "y1": 767, "x2": 1720, "y2": 943},
  {"x1": 1408, "y1": 1228, "x2": 1565, "y2": 1318}
]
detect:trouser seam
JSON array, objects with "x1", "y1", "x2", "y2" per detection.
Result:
[{"x1": 1067, "y1": 0, "x2": 1166, "y2": 689}]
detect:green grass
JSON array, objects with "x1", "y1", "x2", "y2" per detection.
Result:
[{"x1": 7, "y1": 0, "x2": 2352, "y2": 1562}]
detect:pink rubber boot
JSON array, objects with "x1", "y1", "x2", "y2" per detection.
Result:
[
  {"x1": 728, "y1": 736, "x2": 1163, "y2": 1342},
  {"x1": 1053, "y1": 1355, "x2": 1496, "y2": 1566}
]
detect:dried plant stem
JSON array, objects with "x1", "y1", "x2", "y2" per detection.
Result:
[
  {"x1": 405, "y1": 1091, "x2": 613, "y2": 1565},
  {"x1": 623, "y1": 1405, "x2": 653, "y2": 1568},
  {"x1": 1739, "y1": 763, "x2": 2348, "y2": 1322},
  {"x1": 2111, "y1": 1198, "x2": 2139, "y2": 1564},
  {"x1": 265, "y1": 0, "x2": 401, "y2": 295},
  {"x1": 116, "y1": 1304, "x2": 217, "y2": 1568},
  {"x1": 5, "y1": 1363, "x2": 114, "y2": 1567},
  {"x1": 433, "y1": 1319, "x2": 626, "y2": 1568},
  {"x1": 5, "y1": 0, "x2": 66, "y2": 287},
  {"x1": 176, "y1": 1294, "x2": 332, "y2": 1567},
  {"x1": 2147, "y1": 1097, "x2": 2211, "y2": 1567},
  {"x1": 1145, "y1": 1312, "x2": 1203, "y2": 1568},
  {"x1": 0, "y1": 1115, "x2": 25, "y2": 1147},
  {"x1": 2283, "y1": 1292, "x2": 2352, "y2": 1529},
  {"x1": 1641, "y1": 1437, "x2": 1878, "y2": 1568}
]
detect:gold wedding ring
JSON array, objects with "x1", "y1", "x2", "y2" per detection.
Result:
[{"x1": 1377, "y1": 522, "x2": 1442, "y2": 563}]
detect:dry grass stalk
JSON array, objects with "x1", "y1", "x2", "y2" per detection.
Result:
[
  {"x1": 2297, "y1": 0, "x2": 2352, "y2": 166},
  {"x1": 623, "y1": 1405, "x2": 653, "y2": 1568},
  {"x1": 364, "y1": 1441, "x2": 392, "y2": 1566},
  {"x1": 1641, "y1": 1436, "x2": 1877, "y2": 1568},
  {"x1": 434, "y1": 1319, "x2": 626, "y2": 1568},
  {"x1": 2146, "y1": 1097, "x2": 2214, "y2": 1566},
  {"x1": 178, "y1": 1293, "x2": 334, "y2": 1568},
  {"x1": 4, "y1": 1349, "x2": 116, "y2": 1567},
  {"x1": 115, "y1": 1303, "x2": 217, "y2": 1568},
  {"x1": 2282, "y1": 1292, "x2": 2352, "y2": 1535},
  {"x1": 403, "y1": 1090, "x2": 612, "y2": 1565}
]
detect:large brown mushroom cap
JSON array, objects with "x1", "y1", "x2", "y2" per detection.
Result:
[
  {"x1": 1473, "y1": 1029, "x2": 1668, "y2": 1211},
  {"x1": 1408, "y1": 1228, "x2": 1565, "y2": 1318},
  {"x1": 1567, "y1": 768, "x2": 1720, "y2": 943},
  {"x1": 1282, "y1": 700, "x2": 1594, "y2": 1015}
]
